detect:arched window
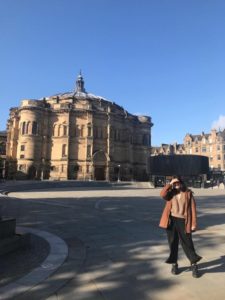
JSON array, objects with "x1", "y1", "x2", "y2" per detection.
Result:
[{"x1": 32, "y1": 121, "x2": 38, "y2": 135}]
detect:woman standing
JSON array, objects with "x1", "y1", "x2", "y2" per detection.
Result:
[{"x1": 159, "y1": 177, "x2": 202, "y2": 278}]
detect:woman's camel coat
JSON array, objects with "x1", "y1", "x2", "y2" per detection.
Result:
[{"x1": 159, "y1": 184, "x2": 197, "y2": 233}]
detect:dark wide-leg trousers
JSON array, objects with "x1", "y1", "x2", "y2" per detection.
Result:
[{"x1": 166, "y1": 216, "x2": 202, "y2": 264}]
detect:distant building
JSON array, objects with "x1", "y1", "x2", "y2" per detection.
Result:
[
  {"x1": 151, "y1": 143, "x2": 185, "y2": 156},
  {"x1": 184, "y1": 130, "x2": 225, "y2": 171},
  {"x1": 151, "y1": 129, "x2": 225, "y2": 173},
  {"x1": 6, "y1": 73, "x2": 153, "y2": 181}
]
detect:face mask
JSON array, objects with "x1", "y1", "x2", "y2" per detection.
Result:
[{"x1": 173, "y1": 183, "x2": 180, "y2": 190}]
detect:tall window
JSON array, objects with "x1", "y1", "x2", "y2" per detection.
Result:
[
  {"x1": 87, "y1": 145, "x2": 91, "y2": 158},
  {"x1": 93, "y1": 126, "x2": 98, "y2": 138},
  {"x1": 32, "y1": 121, "x2": 38, "y2": 135},
  {"x1": 21, "y1": 145, "x2": 25, "y2": 151},
  {"x1": 62, "y1": 144, "x2": 67, "y2": 157},
  {"x1": 63, "y1": 125, "x2": 67, "y2": 136},
  {"x1": 114, "y1": 130, "x2": 117, "y2": 140},
  {"x1": 88, "y1": 126, "x2": 92, "y2": 137},
  {"x1": 202, "y1": 146, "x2": 206, "y2": 152},
  {"x1": 143, "y1": 135, "x2": 149, "y2": 146},
  {"x1": 98, "y1": 128, "x2": 103, "y2": 139},
  {"x1": 130, "y1": 135, "x2": 133, "y2": 144},
  {"x1": 116, "y1": 129, "x2": 120, "y2": 141},
  {"x1": 26, "y1": 122, "x2": 30, "y2": 134},
  {"x1": 110, "y1": 128, "x2": 114, "y2": 140},
  {"x1": 21, "y1": 122, "x2": 26, "y2": 135},
  {"x1": 53, "y1": 125, "x2": 57, "y2": 136},
  {"x1": 81, "y1": 125, "x2": 85, "y2": 137},
  {"x1": 75, "y1": 125, "x2": 80, "y2": 137}
]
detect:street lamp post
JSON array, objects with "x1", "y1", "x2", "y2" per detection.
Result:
[{"x1": 117, "y1": 164, "x2": 121, "y2": 182}]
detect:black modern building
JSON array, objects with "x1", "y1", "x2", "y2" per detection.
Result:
[{"x1": 149, "y1": 154, "x2": 209, "y2": 187}]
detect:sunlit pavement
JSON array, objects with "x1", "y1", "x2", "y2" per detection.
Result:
[{"x1": 1, "y1": 181, "x2": 225, "y2": 300}]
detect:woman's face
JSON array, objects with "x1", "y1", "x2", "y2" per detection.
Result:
[{"x1": 173, "y1": 181, "x2": 181, "y2": 190}]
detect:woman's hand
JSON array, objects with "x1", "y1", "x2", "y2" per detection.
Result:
[{"x1": 170, "y1": 178, "x2": 179, "y2": 186}]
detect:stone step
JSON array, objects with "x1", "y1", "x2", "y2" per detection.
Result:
[{"x1": 0, "y1": 218, "x2": 16, "y2": 239}]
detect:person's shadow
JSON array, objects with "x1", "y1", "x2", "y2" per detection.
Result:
[{"x1": 178, "y1": 256, "x2": 225, "y2": 277}]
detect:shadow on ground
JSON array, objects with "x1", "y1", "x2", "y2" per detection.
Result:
[{"x1": 1, "y1": 185, "x2": 225, "y2": 299}]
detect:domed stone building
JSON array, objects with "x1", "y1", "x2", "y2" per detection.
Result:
[{"x1": 6, "y1": 73, "x2": 153, "y2": 181}]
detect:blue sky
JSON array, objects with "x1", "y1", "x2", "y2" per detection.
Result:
[{"x1": 1, "y1": 0, "x2": 225, "y2": 145}]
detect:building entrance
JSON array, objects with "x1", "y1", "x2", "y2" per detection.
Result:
[
  {"x1": 28, "y1": 165, "x2": 37, "y2": 179},
  {"x1": 93, "y1": 150, "x2": 108, "y2": 181},
  {"x1": 94, "y1": 167, "x2": 106, "y2": 180}
]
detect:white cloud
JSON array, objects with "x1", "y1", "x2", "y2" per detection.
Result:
[{"x1": 212, "y1": 115, "x2": 225, "y2": 131}]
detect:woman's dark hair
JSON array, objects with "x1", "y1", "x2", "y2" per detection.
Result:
[{"x1": 172, "y1": 175, "x2": 187, "y2": 192}]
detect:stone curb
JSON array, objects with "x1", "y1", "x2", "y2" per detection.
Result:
[{"x1": 0, "y1": 227, "x2": 68, "y2": 300}]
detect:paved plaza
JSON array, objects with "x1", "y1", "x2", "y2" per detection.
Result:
[{"x1": 1, "y1": 181, "x2": 225, "y2": 299}]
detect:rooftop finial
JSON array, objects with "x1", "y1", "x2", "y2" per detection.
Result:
[{"x1": 75, "y1": 70, "x2": 86, "y2": 93}]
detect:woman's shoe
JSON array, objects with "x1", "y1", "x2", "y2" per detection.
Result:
[
  {"x1": 191, "y1": 263, "x2": 199, "y2": 278},
  {"x1": 171, "y1": 263, "x2": 178, "y2": 275}
]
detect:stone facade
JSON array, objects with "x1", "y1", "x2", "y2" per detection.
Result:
[{"x1": 6, "y1": 74, "x2": 153, "y2": 181}]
